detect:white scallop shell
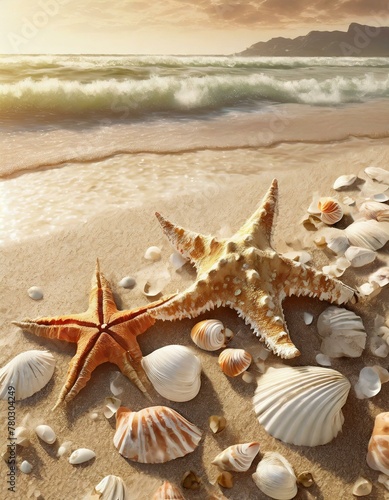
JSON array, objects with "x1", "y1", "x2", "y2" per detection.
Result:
[
  {"x1": 211, "y1": 442, "x2": 260, "y2": 472},
  {"x1": 318, "y1": 197, "x2": 343, "y2": 225},
  {"x1": 35, "y1": 425, "x2": 56, "y2": 444},
  {"x1": 366, "y1": 412, "x2": 389, "y2": 475},
  {"x1": 152, "y1": 481, "x2": 185, "y2": 500},
  {"x1": 253, "y1": 366, "x2": 351, "y2": 446},
  {"x1": 344, "y1": 220, "x2": 389, "y2": 250},
  {"x1": 344, "y1": 246, "x2": 376, "y2": 267},
  {"x1": 141, "y1": 345, "x2": 201, "y2": 402},
  {"x1": 365, "y1": 166, "x2": 389, "y2": 184},
  {"x1": 94, "y1": 475, "x2": 129, "y2": 500},
  {"x1": 190, "y1": 319, "x2": 226, "y2": 351},
  {"x1": 218, "y1": 348, "x2": 252, "y2": 377},
  {"x1": 69, "y1": 448, "x2": 96, "y2": 465},
  {"x1": 113, "y1": 406, "x2": 202, "y2": 463},
  {"x1": 317, "y1": 306, "x2": 366, "y2": 358},
  {"x1": 252, "y1": 452, "x2": 297, "y2": 500},
  {"x1": 333, "y1": 174, "x2": 357, "y2": 190},
  {"x1": 0, "y1": 350, "x2": 55, "y2": 401}
]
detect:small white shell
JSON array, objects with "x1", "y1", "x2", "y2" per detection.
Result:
[
  {"x1": 141, "y1": 345, "x2": 201, "y2": 402},
  {"x1": 303, "y1": 312, "x2": 313, "y2": 325},
  {"x1": 253, "y1": 366, "x2": 351, "y2": 446},
  {"x1": 354, "y1": 367, "x2": 381, "y2": 399},
  {"x1": 93, "y1": 475, "x2": 129, "y2": 500},
  {"x1": 365, "y1": 166, "x2": 389, "y2": 184},
  {"x1": 218, "y1": 348, "x2": 252, "y2": 377},
  {"x1": 103, "y1": 396, "x2": 122, "y2": 419},
  {"x1": 69, "y1": 448, "x2": 96, "y2": 465},
  {"x1": 344, "y1": 246, "x2": 376, "y2": 267},
  {"x1": 142, "y1": 280, "x2": 164, "y2": 298},
  {"x1": 211, "y1": 442, "x2": 260, "y2": 472},
  {"x1": 333, "y1": 174, "x2": 357, "y2": 190},
  {"x1": 315, "y1": 353, "x2": 331, "y2": 366},
  {"x1": 373, "y1": 191, "x2": 389, "y2": 202},
  {"x1": 28, "y1": 286, "x2": 43, "y2": 300},
  {"x1": 0, "y1": 350, "x2": 55, "y2": 401},
  {"x1": 35, "y1": 424, "x2": 56, "y2": 444},
  {"x1": 118, "y1": 276, "x2": 136, "y2": 289},
  {"x1": 190, "y1": 319, "x2": 227, "y2": 351},
  {"x1": 345, "y1": 220, "x2": 389, "y2": 250},
  {"x1": 318, "y1": 197, "x2": 343, "y2": 225},
  {"x1": 20, "y1": 460, "x2": 33, "y2": 474},
  {"x1": 367, "y1": 412, "x2": 389, "y2": 475},
  {"x1": 252, "y1": 452, "x2": 297, "y2": 500},
  {"x1": 352, "y1": 477, "x2": 372, "y2": 497},
  {"x1": 113, "y1": 406, "x2": 202, "y2": 463},
  {"x1": 152, "y1": 481, "x2": 185, "y2": 500},
  {"x1": 57, "y1": 441, "x2": 72, "y2": 457},
  {"x1": 144, "y1": 246, "x2": 162, "y2": 261},
  {"x1": 317, "y1": 306, "x2": 366, "y2": 358}
]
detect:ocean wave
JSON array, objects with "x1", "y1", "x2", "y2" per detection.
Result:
[{"x1": 1, "y1": 72, "x2": 389, "y2": 120}]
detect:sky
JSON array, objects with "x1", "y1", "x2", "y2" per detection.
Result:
[{"x1": 0, "y1": 0, "x2": 388, "y2": 54}]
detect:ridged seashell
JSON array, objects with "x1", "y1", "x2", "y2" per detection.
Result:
[
  {"x1": 344, "y1": 246, "x2": 376, "y2": 267},
  {"x1": 352, "y1": 477, "x2": 372, "y2": 497},
  {"x1": 366, "y1": 412, "x2": 389, "y2": 475},
  {"x1": 68, "y1": 448, "x2": 96, "y2": 465},
  {"x1": 35, "y1": 424, "x2": 56, "y2": 444},
  {"x1": 365, "y1": 166, "x2": 389, "y2": 184},
  {"x1": 113, "y1": 406, "x2": 202, "y2": 463},
  {"x1": 20, "y1": 460, "x2": 33, "y2": 474},
  {"x1": 318, "y1": 198, "x2": 343, "y2": 225},
  {"x1": 252, "y1": 452, "x2": 297, "y2": 500},
  {"x1": 333, "y1": 174, "x2": 357, "y2": 190},
  {"x1": 141, "y1": 345, "x2": 201, "y2": 402},
  {"x1": 152, "y1": 481, "x2": 185, "y2": 500},
  {"x1": 359, "y1": 201, "x2": 389, "y2": 222},
  {"x1": 345, "y1": 220, "x2": 389, "y2": 250},
  {"x1": 211, "y1": 442, "x2": 260, "y2": 472},
  {"x1": 0, "y1": 350, "x2": 55, "y2": 401},
  {"x1": 190, "y1": 319, "x2": 227, "y2": 351},
  {"x1": 144, "y1": 246, "x2": 162, "y2": 261},
  {"x1": 28, "y1": 286, "x2": 43, "y2": 300},
  {"x1": 317, "y1": 306, "x2": 366, "y2": 358},
  {"x1": 253, "y1": 366, "x2": 351, "y2": 446},
  {"x1": 93, "y1": 475, "x2": 129, "y2": 500},
  {"x1": 218, "y1": 348, "x2": 252, "y2": 377}
]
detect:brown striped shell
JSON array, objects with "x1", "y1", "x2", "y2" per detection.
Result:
[
  {"x1": 152, "y1": 481, "x2": 186, "y2": 500},
  {"x1": 190, "y1": 319, "x2": 226, "y2": 351},
  {"x1": 366, "y1": 412, "x2": 389, "y2": 475},
  {"x1": 218, "y1": 348, "x2": 252, "y2": 377},
  {"x1": 211, "y1": 442, "x2": 260, "y2": 472},
  {"x1": 113, "y1": 406, "x2": 202, "y2": 463},
  {"x1": 317, "y1": 198, "x2": 343, "y2": 225}
]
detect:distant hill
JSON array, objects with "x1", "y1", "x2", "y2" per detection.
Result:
[{"x1": 237, "y1": 23, "x2": 389, "y2": 57}]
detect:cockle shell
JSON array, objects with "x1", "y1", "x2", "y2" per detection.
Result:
[
  {"x1": 366, "y1": 412, "x2": 389, "y2": 475},
  {"x1": 69, "y1": 448, "x2": 96, "y2": 465},
  {"x1": 141, "y1": 345, "x2": 201, "y2": 402},
  {"x1": 0, "y1": 350, "x2": 55, "y2": 401},
  {"x1": 344, "y1": 220, "x2": 389, "y2": 250},
  {"x1": 252, "y1": 452, "x2": 297, "y2": 500},
  {"x1": 190, "y1": 319, "x2": 227, "y2": 351},
  {"x1": 253, "y1": 366, "x2": 351, "y2": 446},
  {"x1": 35, "y1": 424, "x2": 56, "y2": 444},
  {"x1": 211, "y1": 442, "x2": 260, "y2": 472},
  {"x1": 218, "y1": 348, "x2": 252, "y2": 377},
  {"x1": 93, "y1": 475, "x2": 129, "y2": 500},
  {"x1": 113, "y1": 406, "x2": 202, "y2": 463},
  {"x1": 318, "y1": 198, "x2": 343, "y2": 225},
  {"x1": 317, "y1": 306, "x2": 366, "y2": 358},
  {"x1": 152, "y1": 481, "x2": 185, "y2": 500},
  {"x1": 344, "y1": 246, "x2": 376, "y2": 268},
  {"x1": 333, "y1": 174, "x2": 357, "y2": 190}
]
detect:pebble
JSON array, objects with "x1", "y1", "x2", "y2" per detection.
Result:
[
  {"x1": 118, "y1": 276, "x2": 136, "y2": 289},
  {"x1": 28, "y1": 286, "x2": 43, "y2": 300},
  {"x1": 20, "y1": 460, "x2": 33, "y2": 474}
]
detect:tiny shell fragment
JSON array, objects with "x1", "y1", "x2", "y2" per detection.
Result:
[
  {"x1": 20, "y1": 460, "x2": 32, "y2": 474},
  {"x1": 144, "y1": 246, "x2": 162, "y2": 261},
  {"x1": 28, "y1": 286, "x2": 43, "y2": 300},
  {"x1": 352, "y1": 477, "x2": 372, "y2": 497},
  {"x1": 297, "y1": 471, "x2": 314, "y2": 488},
  {"x1": 118, "y1": 276, "x2": 136, "y2": 289},
  {"x1": 103, "y1": 396, "x2": 122, "y2": 419}
]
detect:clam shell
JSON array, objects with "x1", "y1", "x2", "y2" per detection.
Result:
[
  {"x1": 211, "y1": 442, "x2": 260, "y2": 472},
  {"x1": 69, "y1": 448, "x2": 96, "y2": 465},
  {"x1": 152, "y1": 481, "x2": 185, "y2": 500},
  {"x1": 141, "y1": 345, "x2": 201, "y2": 402},
  {"x1": 366, "y1": 412, "x2": 389, "y2": 475},
  {"x1": 333, "y1": 174, "x2": 357, "y2": 190},
  {"x1": 218, "y1": 348, "x2": 252, "y2": 377},
  {"x1": 344, "y1": 220, "x2": 389, "y2": 250},
  {"x1": 35, "y1": 424, "x2": 56, "y2": 444},
  {"x1": 253, "y1": 366, "x2": 351, "y2": 446},
  {"x1": 344, "y1": 246, "x2": 376, "y2": 268},
  {"x1": 0, "y1": 350, "x2": 55, "y2": 401},
  {"x1": 365, "y1": 166, "x2": 389, "y2": 184},
  {"x1": 252, "y1": 452, "x2": 297, "y2": 500},
  {"x1": 190, "y1": 319, "x2": 227, "y2": 351},
  {"x1": 113, "y1": 406, "x2": 202, "y2": 463},
  {"x1": 318, "y1": 198, "x2": 343, "y2": 225},
  {"x1": 94, "y1": 475, "x2": 129, "y2": 500},
  {"x1": 317, "y1": 306, "x2": 366, "y2": 358}
]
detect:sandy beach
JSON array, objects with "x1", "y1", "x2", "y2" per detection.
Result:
[{"x1": 1, "y1": 132, "x2": 389, "y2": 499}]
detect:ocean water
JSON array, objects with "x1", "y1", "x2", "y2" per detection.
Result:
[{"x1": 1, "y1": 54, "x2": 389, "y2": 244}]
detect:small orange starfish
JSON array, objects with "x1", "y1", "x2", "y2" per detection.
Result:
[{"x1": 13, "y1": 261, "x2": 173, "y2": 409}]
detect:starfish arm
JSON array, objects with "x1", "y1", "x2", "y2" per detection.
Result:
[
  {"x1": 88, "y1": 261, "x2": 118, "y2": 322},
  {"x1": 155, "y1": 212, "x2": 224, "y2": 267},
  {"x1": 235, "y1": 178, "x2": 278, "y2": 250}
]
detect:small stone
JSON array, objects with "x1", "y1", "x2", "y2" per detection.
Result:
[
  {"x1": 28, "y1": 286, "x2": 43, "y2": 300},
  {"x1": 118, "y1": 276, "x2": 136, "y2": 289},
  {"x1": 352, "y1": 476, "x2": 372, "y2": 496},
  {"x1": 304, "y1": 312, "x2": 314, "y2": 325},
  {"x1": 242, "y1": 372, "x2": 254, "y2": 383},
  {"x1": 316, "y1": 353, "x2": 332, "y2": 367},
  {"x1": 20, "y1": 460, "x2": 33, "y2": 474}
]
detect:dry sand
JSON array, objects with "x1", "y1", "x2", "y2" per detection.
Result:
[{"x1": 1, "y1": 148, "x2": 389, "y2": 499}]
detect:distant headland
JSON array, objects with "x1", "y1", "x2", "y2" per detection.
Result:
[{"x1": 237, "y1": 23, "x2": 389, "y2": 57}]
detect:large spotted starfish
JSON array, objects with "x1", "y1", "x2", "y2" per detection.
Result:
[
  {"x1": 13, "y1": 261, "x2": 173, "y2": 409},
  {"x1": 150, "y1": 179, "x2": 356, "y2": 358}
]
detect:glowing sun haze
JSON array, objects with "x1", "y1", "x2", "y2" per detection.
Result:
[{"x1": 1, "y1": 0, "x2": 388, "y2": 54}]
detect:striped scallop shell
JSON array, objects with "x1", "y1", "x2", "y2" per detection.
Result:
[
  {"x1": 218, "y1": 348, "x2": 252, "y2": 377},
  {"x1": 190, "y1": 319, "x2": 226, "y2": 351},
  {"x1": 252, "y1": 452, "x2": 297, "y2": 500},
  {"x1": 318, "y1": 198, "x2": 343, "y2": 225},
  {"x1": 152, "y1": 481, "x2": 185, "y2": 500},
  {"x1": 93, "y1": 475, "x2": 129, "y2": 500},
  {"x1": 211, "y1": 442, "x2": 260, "y2": 472},
  {"x1": 253, "y1": 366, "x2": 351, "y2": 446},
  {"x1": 0, "y1": 350, "x2": 55, "y2": 401},
  {"x1": 113, "y1": 406, "x2": 202, "y2": 463},
  {"x1": 366, "y1": 412, "x2": 389, "y2": 476}
]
